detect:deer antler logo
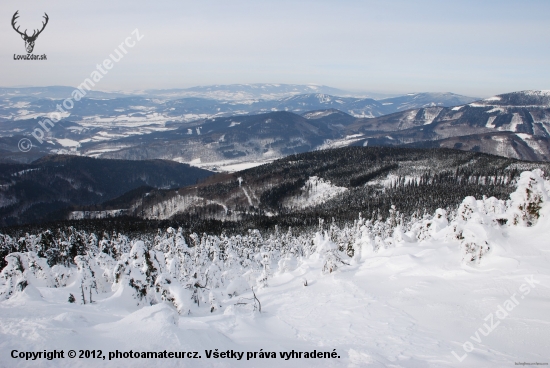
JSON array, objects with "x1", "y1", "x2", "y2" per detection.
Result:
[{"x1": 12, "y1": 11, "x2": 49, "y2": 54}]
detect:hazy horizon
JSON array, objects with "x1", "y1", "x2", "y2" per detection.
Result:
[
  {"x1": 2, "y1": 0, "x2": 549, "y2": 97},
  {"x1": 0, "y1": 82, "x2": 487, "y2": 99}
]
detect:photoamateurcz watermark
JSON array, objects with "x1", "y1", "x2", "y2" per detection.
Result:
[
  {"x1": 17, "y1": 28, "x2": 144, "y2": 152},
  {"x1": 451, "y1": 275, "x2": 541, "y2": 363}
]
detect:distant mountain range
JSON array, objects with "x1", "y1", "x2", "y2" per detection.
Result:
[
  {"x1": 0, "y1": 86, "x2": 128, "y2": 99},
  {"x1": 376, "y1": 92, "x2": 479, "y2": 112},
  {"x1": 141, "y1": 83, "x2": 353, "y2": 100},
  {"x1": 94, "y1": 111, "x2": 340, "y2": 168},
  {"x1": 0, "y1": 83, "x2": 399, "y2": 101},
  {"x1": 66, "y1": 91, "x2": 550, "y2": 166},
  {"x1": 0, "y1": 84, "x2": 479, "y2": 165},
  {"x1": 2, "y1": 85, "x2": 550, "y2": 166},
  {"x1": 343, "y1": 90, "x2": 550, "y2": 161}
]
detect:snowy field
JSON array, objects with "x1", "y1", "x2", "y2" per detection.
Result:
[{"x1": 1, "y1": 171, "x2": 549, "y2": 367}]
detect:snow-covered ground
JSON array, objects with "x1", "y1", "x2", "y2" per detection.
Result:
[
  {"x1": 1, "y1": 230, "x2": 548, "y2": 367},
  {"x1": 284, "y1": 176, "x2": 347, "y2": 209},
  {"x1": 1, "y1": 171, "x2": 549, "y2": 367},
  {"x1": 316, "y1": 135, "x2": 366, "y2": 151},
  {"x1": 184, "y1": 158, "x2": 278, "y2": 173}
]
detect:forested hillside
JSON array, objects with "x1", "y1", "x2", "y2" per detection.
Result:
[
  {"x1": 0, "y1": 156, "x2": 212, "y2": 226},
  {"x1": 54, "y1": 147, "x2": 549, "y2": 237}
]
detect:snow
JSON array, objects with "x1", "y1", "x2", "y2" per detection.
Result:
[
  {"x1": 521, "y1": 90, "x2": 550, "y2": 97},
  {"x1": 506, "y1": 113, "x2": 523, "y2": 132},
  {"x1": 516, "y1": 134, "x2": 546, "y2": 155},
  {"x1": 347, "y1": 111, "x2": 375, "y2": 118},
  {"x1": 11, "y1": 168, "x2": 40, "y2": 177},
  {"x1": 145, "y1": 194, "x2": 228, "y2": 219},
  {"x1": 56, "y1": 138, "x2": 81, "y2": 148},
  {"x1": 302, "y1": 110, "x2": 337, "y2": 119},
  {"x1": 284, "y1": 176, "x2": 347, "y2": 209},
  {"x1": 11, "y1": 101, "x2": 30, "y2": 108},
  {"x1": 189, "y1": 158, "x2": 202, "y2": 164},
  {"x1": 369, "y1": 174, "x2": 422, "y2": 188},
  {"x1": 511, "y1": 113, "x2": 524, "y2": 132},
  {"x1": 1, "y1": 172, "x2": 550, "y2": 367},
  {"x1": 262, "y1": 149, "x2": 277, "y2": 157},
  {"x1": 486, "y1": 116, "x2": 497, "y2": 128},
  {"x1": 538, "y1": 122, "x2": 550, "y2": 137},
  {"x1": 15, "y1": 111, "x2": 62, "y2": 121},
  {"x1": 2, "y1": 226, "x2": 549, "y2": 366},
  {"x1": 186, "y1": 158, "x2": 277, "y2": 173},
  {"x1": 242, "y1": 187, "x2": 254, "y2": 207},
  {"x1": 68, "y1": 209, "x2": 127, "y2": 220},
  {"x1": 421, "y1": 107, "x2": 443, "y2": 125},
  {"x1": 85, "y1": 148, "x2": 131, "y2": 157},
  {"x1": 220, "y1": 161, "x2": 271, "y2": 172},
  {"x1": 129, "y1": 106, "x2": 150, "y2": 111},
  {"x1": 316, "y1": 135, "x2": 365, "y2": 150},
  {"x1": 485, "y1": 107, "x2": 505, "y2": 113}
]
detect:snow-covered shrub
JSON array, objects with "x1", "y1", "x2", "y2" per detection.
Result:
[
  {"x1": 256, "y1": 249, "x2": 272, "y2": 288},
  {"x1": 51, "y1": 264, "x2": 73, "y2": 287},
  {"x1": 93, "y1": 252, "x2": 117, "y2": 291},
  {"x1": 208, "y1": 290, "x2": 223, "y2": 313},
  {"x1": 0, "y1": 253, "x2": 28, "y2": 300},
  {"x1": 451, "y1": 197, "x2": 493, "y2": 263},
  {"x1": 403, "y1": 209, "x2": 447, "y2": 247},
  {"x1": 112, "y1": 241, "x2": 161, "y2": 305},
  {"x1": 508, "y1": 170, "x2": 548, "y2": 226},
  {"x1": 315, "y1": 232, "x2": 347, "y2": 274},
  {"x1": 74, "y1": 255, "x2": 97, "y2": 302},
  {"x1": 154, "y1": 273, "x2": 192, "y2": 314},
  {"x1": 225, "y1": 275, "x2": 249, "y2": 297},
  {"x1": 460, "y1": 228, "x2": 490, "y2": 263},
  {"x1": 277, "y1": 253, "x2": 298, "y2": 273},
  {"x1": 351, "y1": 220, "x2": 375, "y2": 262}
]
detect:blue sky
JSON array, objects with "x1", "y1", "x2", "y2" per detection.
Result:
[{"x1": 1, "y1": 0, "x2": 549, "y2": 97}]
